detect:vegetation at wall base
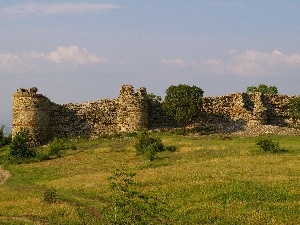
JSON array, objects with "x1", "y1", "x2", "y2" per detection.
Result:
[
  {"x1": 1, "y1": 132, "x2": 300, "y2": 224},
  {"x1": 9, "y1": 128, "x2": 36, "y2": 160}
]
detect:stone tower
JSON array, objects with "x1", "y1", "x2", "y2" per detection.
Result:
[
  {"x1": 117, "y1": 85, "x2": 148, "y2": 132},
  {"x1": 12, "y1": 88, "x2": 51, "y2": 147}
]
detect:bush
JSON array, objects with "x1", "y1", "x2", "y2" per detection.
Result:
[
  {"x1": 9, "y1": 128, "x2": 36, "y2": 158},
  {"x1": 256, "y1": 138, "x2": 286, "y2": 153},
  {"x1": 135, "y1": 129, "x2": 165, "y2": 160},
  {"x1": 43, "y1": 187, "x2": 59, "y2": 204},
  {"x1": 44, "y1": 137, "x2": 77, "y2": 159},
  {"x1": 135, "y1": 129, "x2": 178, "y2": 161},
  {"x1": 102, "y1": 167, "x2": 171, "y2": 224}
]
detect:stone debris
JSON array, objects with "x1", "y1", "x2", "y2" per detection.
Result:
[{"x1": 233, "y1": 125, "x2": 300, "y2": 136}]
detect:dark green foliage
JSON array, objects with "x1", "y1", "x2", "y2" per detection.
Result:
[
  {"x1": 43, "y1": 187, "x2": 59, "y2": 204},
  {"x1": 9, "y1": 128, "x2": 36, "y2": 158},
  {"x1": 48, "y1": 137, "x2": 67, "y2": 155},
  {"x1": 256, "y1": 138, "x2": 286, "y2": 153},
  {"x1": 146, "y1": 93, "x2": 162, "y2": 102},
  {"x1": 289, "y1": 97, "x2": 300, "y2": 121},
  {"x1": 164, "y1": 145, "x2": 178, "y2": 152},
  {"x1": 247, "y1": 84, "x2": 278, "y2": 94},
  {"x1": 102, "y1": 167, "x2": 171, "y2": 224},
  {"x1": 0, "y1": 126, "x2": 11, "y2": 147},
  {"x1": 44, "y1": 137, "x2": 77, "y2": 159},
  {"x1": 135, "y1": 129, "x2": 165, "y2": 161},
  {"x1": 163, "y1": 84, "x2": 204, "y2": 131}
]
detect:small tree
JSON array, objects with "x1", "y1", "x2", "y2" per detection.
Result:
[
  {"x1": 289, "y1": 97, "x2": 300, "y2": 122},
  {"x1": 9, "y1": 128, "x2": 36, "y2": 158},
  {"x1": 247, "y1": 84, "x2": 278, "y2": 94},
  {"x1": 102, "y1": 167, "x2": 170, "y2": 224},
  {"x1": 163, "y1": 84, "x2": 204, "y2": 132}
]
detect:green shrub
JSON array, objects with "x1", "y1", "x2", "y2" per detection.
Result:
[
  {"x1": 102, "y1": 167, "x2": 170, "y2": 224},
  {"x1": 135, "y1": 129, "x2": 178, "y2": 160},
  {"x1": 48, "y1": 137, "x2": 68, "y2": 155},
  {"x1": 256, "y1": 138, "x2": 286, "y2": 153},
  {"x1": 45, "y1": 137, "x2": 77, "y2": 158},
  {"x1": 135, "y1": 129, "x2": 165, "y2": 160},
  {"x1": 43, "y1": 187, "x2": 59, "y2": 204},
  {"x1": 9, "y1": 128, "x2": 36, "y2": 158}
]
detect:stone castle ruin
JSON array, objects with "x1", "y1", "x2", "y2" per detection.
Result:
[{"x1": 12, "y1": 85, "x2": 299, "y2": 147}]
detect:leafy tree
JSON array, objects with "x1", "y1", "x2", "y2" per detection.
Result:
[
  {"x1": 163, "y1": 84, "x2": 204, "y2": 131},
  {"x1": 146, "y1": 93, "x2": 162, "y2": 102},
  {"x1": 247, "y1": 84, "x2": 278, "y2": 94},
  {"x1": 9, "y1": 128, "x2": 36, "y2": 158},
  {"x1": 289, "y1": 97, "x2": 300, "y2": 121}
]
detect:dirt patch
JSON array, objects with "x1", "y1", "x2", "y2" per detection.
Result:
[{"x1": 0, "y1": 166, "x2": 11, "y2": 185}]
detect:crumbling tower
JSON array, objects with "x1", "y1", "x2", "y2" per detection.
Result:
[
  {"x1": 12, "y1": 87, "x2": 51, "y2": 147},
  {"x1": 117, "y1": 85, "x2": 148, "y2": 132}
]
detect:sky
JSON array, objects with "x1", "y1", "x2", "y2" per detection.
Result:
[{"x1": 1, "y1": 0, "x2": 300, "y2": 129}]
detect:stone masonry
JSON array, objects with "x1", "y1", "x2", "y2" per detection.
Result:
[{"x1": 12, "y1": 85, "x2": 299, "y2": 147}]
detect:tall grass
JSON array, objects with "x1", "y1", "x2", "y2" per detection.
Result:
[{"x1": 0, "y1": 133, "x2": 299, "y2": 224}]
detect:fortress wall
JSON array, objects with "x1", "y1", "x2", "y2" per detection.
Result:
[
  {"x1": 117, "y1": 85, "x2": 148, "y2": 132},
  {"x1": 12, "y1": 86, "x2": 299, "y2": 147},
  {"x1": 59, "y1": 99, "x2": 118, "y2": 138},
  {"x1": 12, "y1": 88, "x2": 52, "y2": 147},
  {"x1": 13, "y1": 85, "x2": 148, "y2": 146}
]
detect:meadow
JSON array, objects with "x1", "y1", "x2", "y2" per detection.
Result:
[{"x1": 0, "y1": 132, "x2": 300, "y2": 224}]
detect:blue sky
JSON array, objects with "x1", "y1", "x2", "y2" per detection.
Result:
[{"x1": 1, "y1": 1, "x2": 300, "y2": 128}]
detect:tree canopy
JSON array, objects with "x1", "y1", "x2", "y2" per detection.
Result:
[
  {"x1": 163, "y1": 84, "x2": 204, "y2": 130},
  {"x1": 247, "y1": 84, "x2": 278, "y2": 94}
]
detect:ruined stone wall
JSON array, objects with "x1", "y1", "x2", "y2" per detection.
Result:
[
  {"x1": 117, "y1": 85, "x2": 148, "y2": 132},
  {"x1": 148, "y1": 92, "x2": 299, "y2": 132},
  {"x1": 12, "y1": 85, "x2": 148, "y2": 146},
  {"x1": 12, "y1": 88, "x2": 52, "y2": 147},
  {"x1": 199, "y1": 92, "x2": 298, "y2": 132},
  {"x1": 12, "y1": 86, "x2": 299, "y2": 146}
]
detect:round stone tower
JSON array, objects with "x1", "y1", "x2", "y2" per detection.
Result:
[
  {"x1": 117, "y1": 85, "x2": 148, "y2": 132},
  {"x1": 12, "y1": 87, "x2": 51, "y2": 147}
]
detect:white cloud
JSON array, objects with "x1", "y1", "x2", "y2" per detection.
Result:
[
  {"x1": 0, "y1": 3, "x2": 123, "y2": 17},
  {"x1": 0, "y1": 53, "x2": 24, "y2": 73},
  {"x1": 0, "y1": 45, "x2": 108, "y2": 74},
  {"x1": 163, "y1": 50, "x2": 300, "y2": 77},
  {"x1": 161, "y1": 58, "x2": 188, "y2": 67},
  {"x1": 49, "y1": 45, "x2": 107, "y2": 65}
]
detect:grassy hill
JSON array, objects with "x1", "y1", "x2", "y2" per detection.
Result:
[{"x1": 0, "y1": 132, "x2": 300, "y2": 224}]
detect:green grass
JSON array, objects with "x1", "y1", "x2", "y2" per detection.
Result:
[{"x1": 0, "y1": 133, "x2": 300, "y2": 224}]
